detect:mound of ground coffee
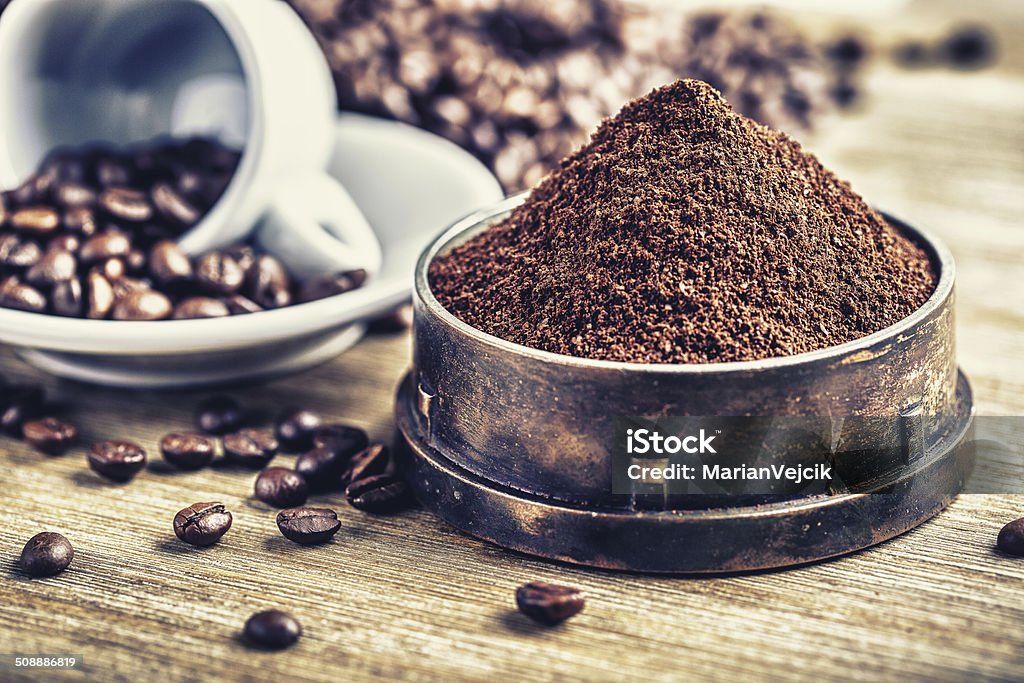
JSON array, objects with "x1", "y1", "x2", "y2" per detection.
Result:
[{"x1": 429, "y1": 79, "x2": 936, "y2": 364}]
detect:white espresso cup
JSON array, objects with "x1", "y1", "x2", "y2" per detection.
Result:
[{"x1": 0, "y1": 0, "x2": 382, "y2": 273}]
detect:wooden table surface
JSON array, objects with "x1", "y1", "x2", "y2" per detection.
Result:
[{"x1": 2, "y1": 2, "x2": 1023, "y2": 682}]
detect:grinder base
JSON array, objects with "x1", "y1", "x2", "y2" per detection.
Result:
[{"x1": 395, "y1": 372, "x2": 974, "y2": 573}]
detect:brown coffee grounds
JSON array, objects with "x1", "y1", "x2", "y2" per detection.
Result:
[{"x1": 428, "y1": 79, "x2": 936, "y2": 365}]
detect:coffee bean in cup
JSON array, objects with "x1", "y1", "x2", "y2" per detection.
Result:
[
  {"x1": 20, "y1": 532, "x2": 74, "y2": 577},
  {"x1": 276, "y1": 507, "x2": 341, "y2": 545},
  {"x1": 173, "y1": 502, "x2": 233, "y2": 547},
  {"x1": 0, "y1": 139, "x2": 368, "y2": 320}
]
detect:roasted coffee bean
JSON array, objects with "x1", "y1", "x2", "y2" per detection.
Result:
[
  {"x1": 224, "y1": 293, "x2": 263, "y2": 315},
  {"x1": 99, "y1": 187, "x2": 153, "y2": 222},
  {"x1": 47, "y1": 234, "x2": 81, "y2": 254},
  {"x1": 80, "y1": 229, "x2": 131, "y2": 263},
  {"x1": 87, "y1": 440, "x2": 147, "y2": 482},
  {"x1": 63, "y1": 207, "x2": 97, "y2": 236},
  {"x1": 298, "y1": 269, "x2": 367, "y2": 303},
  {"x1": 22, "y1": 417, "x2": 78, "y2": 455},
  {"x1": 254, "y1": 467, "x2": 309, "y2": 508},
  {"x1": 313, "y1": 424, "x2": 369, "y2": 457},
  {"x1": 196, "y1": 251, "x2": 244, "y2": 295},
  {"x1": 246, "y1": 255, "x2": 291, "y2": 309},
  {"x1": 344, "y1": 473, "x2": 412, "y2": 513},
  {"x1": 0, "y1": 277, "x2": 47, "y2": 313},
  {"x1": 0, "y1": 234, "x2": 41, "y2": 269},
  {"x1": 53, "y1": 182, "x2": 96, "y2": 208},
  {"x1": 95, "y1": 157, "x2": 132, "y2": 187},
  {"x1": 515, "y1": 581, "x2": 585, "y2": 625},
  {"x1": 151, "y1": 182, "x2": 200, "y2": 225},
  {"x1": 340, "y1": 443, "x2": 393, "y2": 488},
  {"x1": 275, "y1": 408, "x2": 322, "y2": 452},
  {"x1": 244, "y1": 610, "x2": 301, "y2": 650},
  {"x1": 160, "y1": 432, "x2": 216, "y2": 470},
  {"x1": 195, "y1": 394, "x2": 245, "y2": 435},
  {"x1": 86, "y1": 271, "x2": 115, "y2": 319},
  {"x1": 173, "y1": 502, "x2": 232, "y2": 546},
  {"x1": 997, "y1": 518, "x2": 1024, "y2": 556},
  {"x1": 224, "y1": 244, "x2": 256, "y2": 274},
  {"x1": 1, "y1": 384, "x2": 46, "y2": 436},
  {"x1": 98, "y1": 257, "x2": 126, "y2": 281},
  {"x1": 223, "y1": 428, "x2": 278, "y2": 469},
  {"x1": 276, "y1": 507, "x2": 341, "y2": 545},
  {"x1": 149, "y1": 240, "x2": 193, "y2": 284},
  {"x1": 110, "y1": 276, "x2": 150, "y2": 301},
  {"x1": 25, "y1": 249, "x2": 76, "y2": 286},
  {"x1": 10, "y1": 206, "x2": 61, "y2": 234},
  {"x1": 125, "y1": 248, "x2": 147, "y2": 275},
  {"x1": 20, "y1": 532, "x2": 74, "y2": 577},
  {"x1": 112, "y1": 288, "x2": 173, "y2": 321},
  {"x1": 52, "y1": 278, "x2": 84, "y2": 317},
  {"x1": 173, "y1": 297, "x2": 230, "y2": 319},
  {"x1": 295, "y1": 447, "x2": 349, "y2": 492}
]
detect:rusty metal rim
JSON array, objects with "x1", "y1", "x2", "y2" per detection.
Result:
[
  {"x1": 415, "y1": 194, "x2": 955, "y2": 375},
  {"x1": 395, "y1": 372, "x2": 974, "y2": 573}
]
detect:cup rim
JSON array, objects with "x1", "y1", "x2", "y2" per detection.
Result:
[{"x1": 415, "y1": 192, "x2": 956, "y2": 375}]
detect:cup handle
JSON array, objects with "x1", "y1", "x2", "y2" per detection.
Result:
[{"x1": 259, "y1": 171, "x2": 383, "y2": 282}]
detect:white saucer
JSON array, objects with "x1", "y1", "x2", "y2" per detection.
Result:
[{"x1": 1, "y1": 113, "x2": 503, "y2": 387}]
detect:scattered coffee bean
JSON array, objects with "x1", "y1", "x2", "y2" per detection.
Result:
[
  {"x1": 223, "y1": 428, "x2": 278, "y2": 469},
  {"x1": 515, "y1": 581, "x2": 585, "y2": 625},
  {"x1": 997, "y1": 518, "x2": 1024, "y2": 556},
  {"x1": 276, "y1": 507, "x2": 341, "y2": 545},
  {"x1": 941, "y1": 25, "x2": 997, "y2": 70},
  {"x1": 87, "y1": 440, "x2": 147, "y2": 482},
  {"x1": 295, "y1": 447, "x2": 349, "y2": 493},
  {"x1": 20, "y1": 532, "x2": 74, "y2": 577},
  {"x1": 312, "y1": 424, "x2": 369, "y2": 457},
  {"x1": 275, "y1": 408, "x2": 322, "y2": 452},
  {"x1": 345, "y1": 473, "x2": 413, "y2": 514},
  {"x1": 173, "y1": 502, "x2": 232, "y2": 546},
  {"x1": 1, "y1": 384, "x2": 45, "y2": 436},
  {"x1": 298, "y1": 269, "x2": 367, "y2": 304},
  {"x1": 195, "y1": 395, "x2": 245, "y2": 435},
  {"x1": 368, "y1": 304, "x2": 414, "y2": 333},
  {"x1": 160, "y1": 432, "x2": 216, "y2": 470},
  {"x1": 243, "y1": 610, "x2": 302, "y2": 650},
  {"x1": 340, "y1": 443, "x2": 393, "y2": 488},
  {"x1": 22, "y1": 417, "x2": 78, "y2": 455},
  {"x1": 254, "y1": 467, "x2": 309, "y2": 508},
  {"x1": 172, "y1": 296, "x2": 230, "y2": 319}
]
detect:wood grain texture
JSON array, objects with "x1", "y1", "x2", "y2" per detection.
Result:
[{"x1": 2, "y1": 2, "x2": 1023, "y2": 681}]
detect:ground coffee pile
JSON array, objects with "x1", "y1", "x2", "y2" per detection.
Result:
[{"x1": 429, "y1": 79, "x2": 936, "y2": 364}]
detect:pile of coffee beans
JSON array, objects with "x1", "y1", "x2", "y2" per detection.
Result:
[
  {"x1": 0, "y1": 139, "x2": 366, "y2": 319},
  {"x1": 287, "y1": 1, "x2": 845, "y2": 191}
]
